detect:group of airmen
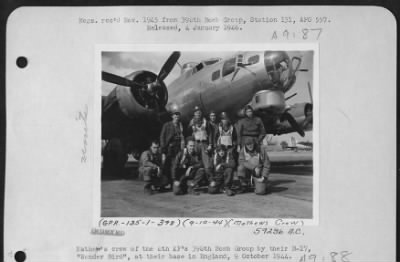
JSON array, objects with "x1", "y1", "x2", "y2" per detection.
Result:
[{"x1": 138, "y1": 105, "x2": 271, "y2": 196}]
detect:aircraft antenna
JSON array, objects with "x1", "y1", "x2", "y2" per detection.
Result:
[
  {"x1": 285, "y1": 92, "x2": 297, "y2": 101},
  {"x1": 176, "y1": 61, "x2": 183, "y2": 70}
]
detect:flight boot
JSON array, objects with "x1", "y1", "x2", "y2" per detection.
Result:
[
  {"x1": 188, "y1": 183, "x2": 200, "y2": 195},
  {"x1": 225, "y1": 188, "x2": 235, "y2": 197},
  {"x1": 208, "y1": 181, "x2": 220, "y2": 194},
  {"x1": 237, "y1": 178, "x2": 249, "y2": 194},
  {"x1": 144, "y1": 184, "x2": 154, "y2": 195}
]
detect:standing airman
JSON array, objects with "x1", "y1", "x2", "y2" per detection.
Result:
[
  {"x1": 188, "y1": 106, "x2": 214, "y2": 169},
  {"x1": 215, "y1": 112, "x2": 237, "y2": 151},
  {"x1": 208, "y1": 110, "x2": 219, "y2": 146},
  {"x1": 160, "y1": 110, "x2": 185, "y2": 188},
  {"x1": 237, "y1": 105, "x2": 266, "y2": 149}
]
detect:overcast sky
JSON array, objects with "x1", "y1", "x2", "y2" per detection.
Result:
[{"x1": 102, "y1": 50, "x2": 314, "y2": 142}]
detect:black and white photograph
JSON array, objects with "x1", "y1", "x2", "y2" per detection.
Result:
[
  {"x1": 4, "y1": 5, "x2": 396, "y2": 262},
  {"x1": 101, "y1": 48, "x2": 316, "y2": 218}
]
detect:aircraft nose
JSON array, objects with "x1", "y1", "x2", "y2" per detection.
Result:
[{"x1": 264, "y1": 51, "x2": 291, "y2": 89}]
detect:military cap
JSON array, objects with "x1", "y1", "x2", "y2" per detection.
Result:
[
  {"x1": 220, "y1": 112, "x2": 229, "y2": 120},
  {"x1": 169, "y1": 104, "x2": 180, "y2": 115},
  {"x1": 244, "y1": 136, "x2": 255, "y2": 145},
  {"x1": 171, "y1": 109, "x2": 181, "y2": 115},
  {"x1": 215, "y1": 144, "x2": 227, "y2": 152},
  {"x1": 244, "y1": 105, "x2": 254, "y2": 112},
  {"x1": 186, "y1": 136, "x2": 196, "y2": 144},
  {"x1": 193, "y1": 106, "x2": 202, "y2": 113}
]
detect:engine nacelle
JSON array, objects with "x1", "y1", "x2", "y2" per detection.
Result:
[
  {"x1": 114, "y1": 70, "x2": 168, "y2": 119},
  {"x1": 237, "y1": 90, "x2": 286, "y2": 117},
  {"x1": 102, "y1": 70, "x2": 167, "y2": 139}
]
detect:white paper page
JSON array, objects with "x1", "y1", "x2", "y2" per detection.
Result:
[{"x1": 4, "y1": 6, "x2": 396, "y2": 262}]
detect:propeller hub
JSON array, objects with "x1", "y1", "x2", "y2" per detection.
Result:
[{"x1": 147, "y1": 82, "x2": 158, "y2": 94}]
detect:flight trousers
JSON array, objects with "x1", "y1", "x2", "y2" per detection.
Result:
[
  {"x1": 173, "y1": 167, "x2": 206, "y2": 195},
  {"x1": 208, "y1": 167, "x2": 234, "y2": 194},
  {"x1": 139, "y1": 166, "x2": 168, "y2": 187}
]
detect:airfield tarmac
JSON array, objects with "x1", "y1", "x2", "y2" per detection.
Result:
[{"x1": 101, "y1": 151, "x2": 313, "y2": 218}]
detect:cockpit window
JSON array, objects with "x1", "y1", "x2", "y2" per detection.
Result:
[
  {"x1": 222, "y1": 57, "x2": 236, "y2": 77},
  {"x1": 264, "y1": 51, "x2": 292, "y2": 89},
  {"x1": 211, "y1": 70, "x2": 220, "y2": 81},
  {"x1": 237, "y1": 54, "x2": 244, "y2": 64},
  {"x1": 276, "y1": 60, "x2": 288, "y2": 71},
  {"x1": 266, "y1": 59, "x2": 288, "y2": 71},
  {"x1": 248, "y1": 55, "x2": 259, "y2": 65},
  {"x1": 204, "y1": 59, "x2": 221, "y2": 66},
  {"x1": 195, "y1": 63, "x2": 204, "y2": 72}
]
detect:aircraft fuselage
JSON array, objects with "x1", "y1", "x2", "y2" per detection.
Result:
[{"x1": 166, "y1": 51, "x2": 298, "y2": 123}]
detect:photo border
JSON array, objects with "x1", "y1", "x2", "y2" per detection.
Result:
[{"x1": 94, "y1": 43, "x2": 319, "y2": 226}]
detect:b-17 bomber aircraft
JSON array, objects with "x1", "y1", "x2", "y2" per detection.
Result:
[{"x1": 101, "y1": 50, "x2": 313, "y2": 176}]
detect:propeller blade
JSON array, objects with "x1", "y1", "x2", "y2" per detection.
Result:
[
  {"x1": 102, "y1": 71, "x2": 135, "y2": 87},
  {"x1": 307, "y1": 81, "x2": 313, "y2": 104},
  {"x1": 302, "y1": 115, "x2": 313, "y2": 129},
  {"x1": 282, "y1": 112, "x2": 305, "y2": 137},
  {"x1": 157, "y1": 51, "x2": 181, "y2": 81},
  {"x1": 285, "y1": 92, "x2": 297, "y2": 101}
]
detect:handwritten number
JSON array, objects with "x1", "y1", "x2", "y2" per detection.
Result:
[
  {"x1": 283, "y1": 29, "x2": 289, "y2": 39},
  {"x1": 330, "y1": 252, "x2": 338, "y2": 262},
  {"x1": 310, "y1": 28, "x2": 322, "y2": 39},
  {"x1": 340, "y1": 251, "x2": 352, "y2": 262},
  {"x1": 302, "y1": 28, "x2": 309, "y2": 39}
]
